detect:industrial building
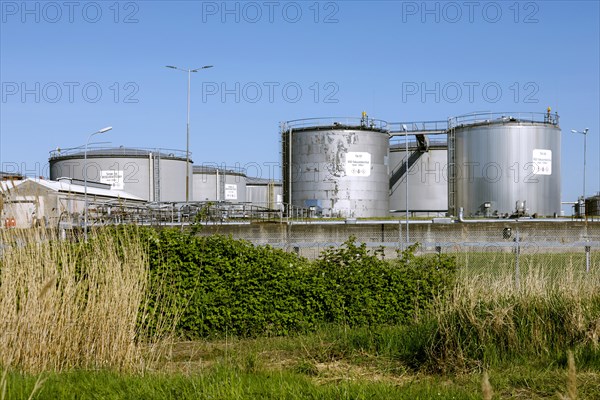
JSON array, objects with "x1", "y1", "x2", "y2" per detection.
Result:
[{"x1": 2, "y1": 108, "x2": 597, "y2": 230}]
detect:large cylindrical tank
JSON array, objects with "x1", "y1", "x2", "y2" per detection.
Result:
[
  {"x1": 192, "y1": 165, "x2": 247, "y2": 202},
  {"x1": 389, "y1": 138, "x2": 448, "y2": 216},
  {"x1": 450, "y1": 113, "x2": 561, "y2": 217},
  {"x1": 246, "y1": 178, "x2": 283, "y2": 209},
  {"x1": 282, "y1": 117, "x2": 389, "y2": 218},
  {"x1": 585, "y1": 195, "x2": 600, "y2": 216},
  {"x1": 49, "y1": 147, "x2": 191, "y2": 202}
]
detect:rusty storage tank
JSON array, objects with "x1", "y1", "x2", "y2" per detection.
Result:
[
  {"x1": 448, "y1": 111, "x2": 561, "y2": 217},
  {"x1": 585, "y1": 195, "x2": 600, "y2": 216},
  {"x1": 389, "y1": 136, "x2": 448, "y2": 216},
  {"x1": 281, "y1": 116, "x2": 389, "y2": 218},
  {"x1": 49, "y1": 146, "x2": 191, "y2": 202},
  {"x1": 192, "y1": 165, "x2": 247, "y2": 202}
]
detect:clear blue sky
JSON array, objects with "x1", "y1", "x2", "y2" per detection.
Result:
[{"x1": 1, "y1": 1, "x2": 599, "y2": 212}]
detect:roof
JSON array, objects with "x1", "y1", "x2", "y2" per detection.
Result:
[
  {"x1": 1, "y1": 178, "x2": 144, "y2": 201},
  {"x1": 49, "y1": 146, "x2": 189, "y2": 161},
  {"x1": 246, "y1": 177, "x2": 282, "y2": 186}
]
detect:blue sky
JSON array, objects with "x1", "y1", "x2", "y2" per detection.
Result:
[{"x1": 1, "y1": 0, "x2": 599, "y2": 212}]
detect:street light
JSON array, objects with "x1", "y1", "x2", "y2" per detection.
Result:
[
  {"x1": 166, "y1": 64, "x2": 213, "y2": 203},
  {"x1": 84, "y1": 126, "x2": 112, "y2": 241},
  {"x1": 571, "y1": 128, "x2": 589, "y2": 205}
]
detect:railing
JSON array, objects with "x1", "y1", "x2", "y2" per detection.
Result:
[
  {"x1": 283, "y1": 117, "x2": 388, "y2": 131},
  {"x1": 49, "y1": 146, "x2": 189, "y2": 159},
  {"x1": 448, "y1": 111, "x2": 560, "y2": 129},
  {"x1": 388, "y1": 120, "x2": 448, "y2": 133}
]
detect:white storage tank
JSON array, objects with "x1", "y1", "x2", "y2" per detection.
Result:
[
  {"x1": 449, "y1": 111, "x2": 561, "y2": 217},
  {"x1": 49, "y1": 146, "x2": 191, "y2": 202}
]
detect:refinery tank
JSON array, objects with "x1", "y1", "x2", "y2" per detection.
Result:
[
  {"x1": 49, "y1": 146, "x2": 191, "y2": 202},
  {"x1": 246, "y1": 177, "x2": 283, "y2": 209},
  {"x1": 449, "y1": 112, "x2": 561, "y2": 217},
  {"x1": 389, "y1": 137, "x2": 448, "y2": 216},
  {"x1": 192, "y1": 165, "x2": 247, "y2": 202},
  {"x1": 282, "y1": 117, "x2": 389, "y2": 218}
]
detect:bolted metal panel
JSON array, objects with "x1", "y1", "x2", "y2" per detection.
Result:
[
  {"x1": 192, "y1": 166, "x2": 247, "y2": 202},
  {"x1": 452, "y1": 118, "x2": 561, "y2": 217},
  {"x1": 389, "y1": 141, "x2": 448, "y2": 216},
  {"x1": 49, "y1": 147, "x2": 191, "y2": 202},
  {"x1": 284, "y1": 123, "x2": 390, "y2": 218}
]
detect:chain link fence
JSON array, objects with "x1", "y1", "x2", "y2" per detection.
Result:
[{"x1": 196, "y1": 221, "x2": 600, "y2": 277}]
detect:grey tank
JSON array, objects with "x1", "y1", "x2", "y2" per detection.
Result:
[
  {"x1": 246, "y1": 177, "x2": 283, "y2": 209},
  {"x1": 389, "y1": 140, "x2": 448, "y2": 215},
  {"x1": 193, "y1": 165, "x2": 247, "y2": 202},
  {"x1": 282, "y1": 118, "x2": 389, "y2": 218},
  {"x1": 49, "y1": 147, "x2": 191, "y2": 202},
  {"x1": 449, "y1": 113, "x2": 561, "y2": 217}
]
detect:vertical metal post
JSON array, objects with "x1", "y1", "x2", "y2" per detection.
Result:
[
  {"x1": 405, "y1": 129, "x2": 409, "y2": 245},
  {"x1": 585, "y1": 242, "x2": 591, "y2": 273},
  {"x1": 186, "y1": 68, "x2": 191, "y2": 204},
  {"x1": 514, "y1": 226, "x2": 520, "y2": 289}
]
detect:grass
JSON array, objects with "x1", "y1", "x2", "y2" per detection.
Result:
[
  {"x1": 0, "y1": 227, "x2": 175, "y2": 373},
  {"x1": 1, "y1": 226, "x2": 598, "y2": 398}
]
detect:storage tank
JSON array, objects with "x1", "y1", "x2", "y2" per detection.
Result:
[
  {"x1": 246, "y1": 177, "x2": 283, "y2": 209},
  {"x1": 449, "y1": 112, "x2": 561, "y2": 217},
  {"x1": 389, "y1": 137, "x2": 448, "y2": 216},
  {"x1": 192, "y1": 165, "x2": 247, "y2": 202},
  {"x1": 585, "y1": 195, "x2": 600, "y2": 216},
  {"x1": 282, "y1": 117, "x2": 389, "y2": 218},
  {"x1": 49, "y1": 146, "x2": 191, "y2": 202}
]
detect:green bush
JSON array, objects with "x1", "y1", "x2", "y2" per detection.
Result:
[{"x1": 143, "y1": 230, "x2": 457, "y2": 338}]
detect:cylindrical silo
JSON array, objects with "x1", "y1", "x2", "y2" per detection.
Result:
[
  {"x1": 49, "y1": 146, "x2": 191, "y2": 202},
  {"x1": 449, "y1": 112, "x2": 561, "y2": 217},
  {"x1": 246, "y1": 178, "x2": 283, "y2": 209},
  {"x1": 192, "y1": 165, "x2": 247, "y2": 202},
  {"x1": 389, "y1": 138, "x2": 448, "y2": 216},
  {"x1": 282, "y1": 117, "x2": 389, "y2": 218}
]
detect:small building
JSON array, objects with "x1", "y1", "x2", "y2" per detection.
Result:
[{"x1": 1, "y1": 178, "x2": 144, "y2": 229}]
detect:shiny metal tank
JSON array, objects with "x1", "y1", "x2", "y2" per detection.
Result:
[
  {"x1": 282, "y1": 117, "x2": 389, "y2": 218},
  {"x1": 450, "y1": 113, "x2": 561, "y2": 217},
  {"x1": 192, "y1": 166, "x2": 247, "y2": 202},
  {"x1": 49, "y1": 147, "x2": 191, "y2": 202},
  {"x1": 389, "y1": 139, "x2": 448, "y2": 216}
]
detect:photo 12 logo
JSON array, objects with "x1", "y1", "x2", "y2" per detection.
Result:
[
  {"x1": 201, "y1": 1, "x2": 339, "y2": 23},
  {"x1": 1, "y1": 1, "x2": 140, "y2": 23},
  {"x1": 1, "y1": 82, "x2": 140, "y2": 104},
  {"x1": 401, "y1": 81, "x2": 539, "y2": 104},
  {"x1": 201, "y1": 81, "x2": 339, "y2": 104},
  {"x1": 401, "y1": 1, "x2": 539, "y2": 23}
]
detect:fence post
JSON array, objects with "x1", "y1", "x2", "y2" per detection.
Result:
[
  {"x1": 514, "y1": 226, "x2": 520, "y2": 289},
  {"x1": 585, "y1": 239, "x2": 591, "y2": 273}
]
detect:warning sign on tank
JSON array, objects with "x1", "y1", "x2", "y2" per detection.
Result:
[
  {"x1": 345, "y1": 152, "x2": 371, "y2": 177},
  {"x1": 100, "y1": 170, "x2": 124, "y2": 190},
  {"x1": 532, "y1": 149, "x2": 552, "y2": 175},
  {"x1": 225, "y1": 184, "x2": 237, "y2": 200}
]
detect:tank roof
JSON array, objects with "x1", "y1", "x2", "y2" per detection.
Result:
[
  {"x1": 283, "y1": 117, "x2": 388, "y2": 133},
  {"x1": 49, "y1": 146, "x2": 189, "y2": 161},
  {"x1": 448, "y1": 111, "x2": 560, "y2": 129},
  {"x1": 193, "y1": 165, "x2": 246, "y2": 177}
]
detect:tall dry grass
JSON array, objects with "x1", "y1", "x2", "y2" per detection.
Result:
[
  {"x1": 431, "y1": 261, "x2": 600, "y2": 371},
  {"x1": 0, "y1": 227, "x2": 173, "y2": 373}
]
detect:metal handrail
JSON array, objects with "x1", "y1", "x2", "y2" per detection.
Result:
[
  {"x1": 388, "y1": 120, "x2": 448, "y2": 133},
  {"x1": 283, "y1": 117, "x2": 388, "y2": 131},
  {"x1": 49, "y1": 146, "x2": 189, "y2": 159},
  {"x1": 448, "y1": 111, "x2": 560, "y2": 129}
]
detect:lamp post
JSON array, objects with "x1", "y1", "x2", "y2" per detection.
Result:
[
  {"x1": 166, "y1": 64, "x2": 213, "y2": 203},
  {"x1": 571, "y1": 128, "x2": 589, "y2": 206},
  {"x1": 84, "y1": 126, "x2": 112, "y2": 241}
]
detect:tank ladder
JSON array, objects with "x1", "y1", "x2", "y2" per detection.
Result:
[
  {"x1": 447, "y1": 123, "x2": 456, "y2": 216},
  {"x1": 153, "y1": 152, "x2": 161, "y2": 202}
]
